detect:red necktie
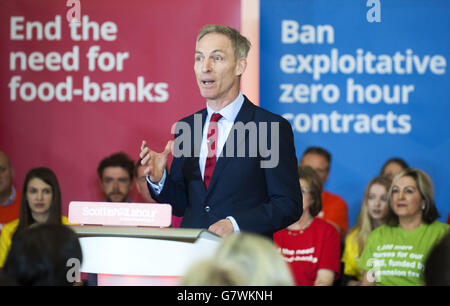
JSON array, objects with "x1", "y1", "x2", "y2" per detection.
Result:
[{"x1": 203, "y1": 113, "x2": 222, "y2": 190}]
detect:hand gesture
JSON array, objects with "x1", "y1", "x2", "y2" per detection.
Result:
[{"x1": 140, "y1": 140, "x2": 173, "y2": 183}]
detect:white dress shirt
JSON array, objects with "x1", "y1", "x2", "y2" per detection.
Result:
[{"x1": 199, "y1": 92, "x2": 244, "y2": 179}]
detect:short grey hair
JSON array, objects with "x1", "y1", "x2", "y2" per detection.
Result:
[{"x1": 196, "y1": 24, "x2": 251, "y2": 60}]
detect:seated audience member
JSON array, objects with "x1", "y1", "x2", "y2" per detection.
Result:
[
  {"x1": 181, "y1": 232, "x2": 294, "y2": 286},
  {"x1": 0, "y1": 151, "x2": 21, "y2": 233},
  {"x1": 424, "y1": 233, "x2": 450, "y2": 286},
  {"x1": 97, "y1": 152, "x2": 134, "y2": 202},
  {"x1": 274, "y1": 166, "x2": 340, "y2": 286},
  {"x1": 135, "y1": 158, "x2": 182, "y2": 228},
  {"x1": 1, "y1": 224, "x2": 82, "y2": 286},
  {"x1": 358, "y1": 168, "x2": 450, "y2": 286},
  {"x1": 342, "y1": 176, "x2": 391, "y2": 285},
  {"x1": 0, "y1": 269, "x2": 17, "y2": 285},
  {"x1": 0, "y1": 167, "x2": 70, "y2": 267},
  {"x1": 88, "y1": 152, "x2": 135, "y2": 286},
  {"x1": 300, "y1": 147, "x2": 348, "y2": 237},
  {"x1": 379, "y1": 157, "x2": 409, "y2": 181}
]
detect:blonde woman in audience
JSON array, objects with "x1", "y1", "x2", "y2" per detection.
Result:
[
  {"x1": 179, "y1": 259, "x2": 247, "y2": 286},
  {"x1": 0, "y1": 167, "x2": 70, "y2": 267},
  {"x1": 358, "y1": 168, "x2": 449, "y2": 286},
  {"x1": 180, "y1": 232, "x2": 294, "y2": 286},
  {"x1": 341, "y1": 176, "x2": 391, "y2": 285}
]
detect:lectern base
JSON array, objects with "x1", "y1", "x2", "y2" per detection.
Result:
[{"x1": 98, "y1": 274, "x2": 180, "y2": 286}]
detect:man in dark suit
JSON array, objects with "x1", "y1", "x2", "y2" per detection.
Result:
[{"x1": 140, "y1": 24, "x2": 301, "y2": 237}]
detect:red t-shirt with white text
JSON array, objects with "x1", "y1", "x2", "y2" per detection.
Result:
[{"x1": 274, "y1": 218, "x2": 341, "y2": 286}]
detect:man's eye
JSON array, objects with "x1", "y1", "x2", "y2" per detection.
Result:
[{"x1": 215, "y1": 56, "x2": 222, "y2": 61}]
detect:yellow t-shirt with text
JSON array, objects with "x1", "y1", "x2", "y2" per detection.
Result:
[{"x1": 342, "y1": 228, "x2": 363, "y2": 280}]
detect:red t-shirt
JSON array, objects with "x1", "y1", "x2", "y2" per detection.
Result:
[
  {"x1": 319, "y1": 190, "x2": 348, "y2": 237},
  {"x1": 274, "y1": 218, "x2": 341, "y2": 286},
  {"x1": 0, "y1": 190, "x2": 21, "y2": 233}
]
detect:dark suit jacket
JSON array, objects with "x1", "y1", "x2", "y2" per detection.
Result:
[{"x1": 148, "y1": 96, "x2": 302, "y2": 237}]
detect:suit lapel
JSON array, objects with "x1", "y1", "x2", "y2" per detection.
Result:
[{"x1": 189, "y1": 109, "x2": 207, "y2": 194}]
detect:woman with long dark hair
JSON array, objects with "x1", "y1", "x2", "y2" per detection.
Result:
[
  {"x1": 2, "y1": 223, "x2": 82, "y2": 285},
  {"x1": 0, "y1": 167, "x2": 69, "y2": 267}
]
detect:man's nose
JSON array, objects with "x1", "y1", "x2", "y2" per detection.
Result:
[
  {"x1": 202, "y1": 58, "x2": 212, "y2": 72},
  {"x1": 112, "y1": 180, "x2": 120, "y2": 189}
]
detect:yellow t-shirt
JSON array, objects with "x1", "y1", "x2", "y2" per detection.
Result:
[
  {"x1": 0, "y1": 216, "x2": 70, "y2": 267},
  {"x1": 341, "y1": 228, "x2": 363, "y2": 280}
]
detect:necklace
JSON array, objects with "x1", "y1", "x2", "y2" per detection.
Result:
[{"x1": 287, "y1": 218, "x2": 313, "y2": 236}]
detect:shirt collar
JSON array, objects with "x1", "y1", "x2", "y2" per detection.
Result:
[
  {"x1": 2, "y1": 186, "x2": 16, "y2": 206},
  {"x1": 206, "y1": 91, "x2": 244, "y2": 123}
]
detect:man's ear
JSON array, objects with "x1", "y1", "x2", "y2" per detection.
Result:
[{"x1": 235, "y1": 57, "x2": 247, "y2": 77}]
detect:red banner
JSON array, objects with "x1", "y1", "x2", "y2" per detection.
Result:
[{"x1": 0, "y1": 0, "x2": 241, "y2": 215}]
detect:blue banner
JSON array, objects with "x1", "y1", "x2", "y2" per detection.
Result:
[{"x1": 260, "y1": 0, "x2": 449, "y2": 227}]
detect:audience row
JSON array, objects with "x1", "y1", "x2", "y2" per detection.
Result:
[{"x1": 0, "y1": 148, "x2": 448, "y2": 286}]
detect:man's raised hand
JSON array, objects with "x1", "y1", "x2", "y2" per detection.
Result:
[{"x1": 140, "y1": 140, "x2": 173, "y2": 183}]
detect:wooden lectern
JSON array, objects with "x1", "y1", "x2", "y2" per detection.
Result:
[{"x1": 68, "y1": 202, "x2": 221, "y2": 286}]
